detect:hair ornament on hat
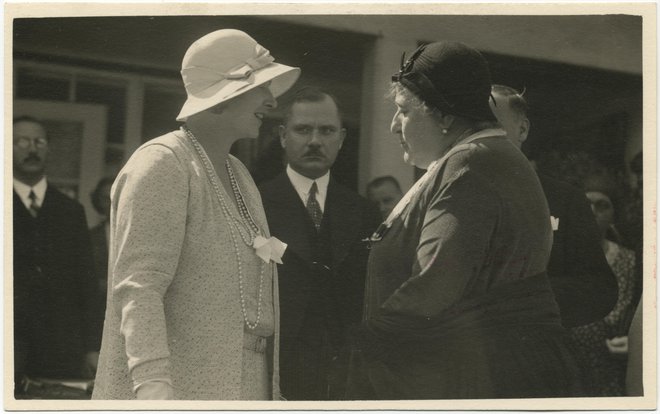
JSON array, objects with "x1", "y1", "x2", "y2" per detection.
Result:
[
  {"x1": 393, "y1": 43, "x2": 427, "y2": 82},
  {"x1": 392, "y1": 43, "x2": 456, "y2": 112}
]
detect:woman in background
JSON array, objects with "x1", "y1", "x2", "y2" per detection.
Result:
[
  {"x1": 571, "y1": 175, "x2": 637, "y2": 396},
  {"x1": 93, "y1": 29, "x2": 299, "y2": 400}
]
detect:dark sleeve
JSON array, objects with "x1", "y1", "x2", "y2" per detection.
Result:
[
  {"x1": 548, "y1": 187, "x2": 618, "y2": 328},
  {"x1": 381, "y1": 170, "x2": 498, "y2": 318},
  {"x1": 341, "y1": 199, "x2": 382, "y2": 326},
  {"x1": 72, "y1": 203, "x2": 102, "y2": 352},
  {"x1": 363, "y1": 200, "x2": 383, "y2": 236}
]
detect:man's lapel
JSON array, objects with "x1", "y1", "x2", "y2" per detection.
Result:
[
  {"x1": 269, "y1": 173, "x2": 313, "y2": 264},
  {"x1": 325, "y1": 179, "x2": 361, "y2": 270},
  {"x1": 13, "y1": 190, "x2": 31, "y2": 219}
]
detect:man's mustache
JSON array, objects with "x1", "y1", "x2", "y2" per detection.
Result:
[
  {"x1": 303, "y1": 150, "x2": 325, "y2": 158},
  {"x1": 22, "y1": 154, "x2": 42, "y2": 163}
]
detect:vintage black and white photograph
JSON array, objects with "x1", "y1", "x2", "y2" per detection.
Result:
[{"x1": 5, "y1": 2, "x2": 656, "y2": 411}]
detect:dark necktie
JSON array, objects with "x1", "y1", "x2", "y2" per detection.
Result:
[
  {"x1": 306, "y1": 182, "x2": 323, "y2": 231},
  {"x1": 28, "y1": 190, "x2": 40, "y2": 218}
]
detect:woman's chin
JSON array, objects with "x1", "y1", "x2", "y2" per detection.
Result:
[{"x1": 403, "y1": 153, "x2": 424, "y2": 169}]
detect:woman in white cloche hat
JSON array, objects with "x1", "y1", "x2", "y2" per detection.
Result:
[{"x1": 93, "y1": 29, "x2": 300, "y2": 400}]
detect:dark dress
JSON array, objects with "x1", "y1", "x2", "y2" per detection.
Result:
[
  {"x1": 539, "y1": 174, "x2": 618, "y2": 328},
  {"x1": 570, "y1": 241, "x2": 637, "y2": 396},
  {"x1": 346, "y1": 130, "x2": 585, "y2": 399}
]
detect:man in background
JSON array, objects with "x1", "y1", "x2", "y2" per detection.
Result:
[
  {"x1": 366, "y1": 175, "x2": 403, "y2": 220},
  {"x1": 259, "y1": 87, "x2": 380, "y2": 400},
  {"x1": 13, "y1": 116, "x2": 101, "y2": 397},
  {"x1": 490, "y1": 85, "x2": 618, "y2": 329}
]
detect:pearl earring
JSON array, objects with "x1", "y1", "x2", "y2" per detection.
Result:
[{"x1": 442, "y1": 128, "x2": 448, "y2": 134}]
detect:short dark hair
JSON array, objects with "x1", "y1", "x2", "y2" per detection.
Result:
[
  {"x1": 13, "y1": 115, "x2": 48, "y2": 140},
  {"x1": 14, "y1": 115, "x2": 44, "y2": 126},
  {"x1": 367, "y1": 175, "x2": 402, "y2": 193},
  {"x1": 491, "y1": 84, "x2": 529, "y2": 117},
  {"x1": 282, "y1": 87, "x2": 343, "y2": 127}
]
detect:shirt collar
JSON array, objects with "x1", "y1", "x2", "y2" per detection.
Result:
[
  {"x1": 13, "y1": 177, "x2": 47, "y2": 209},
  {"x1": 286, "y1": 165, "x2": 330, "y2": 211},
  {"x1": 467, "y1": 127, "x2": 507, "y2": 140}
]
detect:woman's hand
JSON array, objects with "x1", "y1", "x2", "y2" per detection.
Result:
[
  {"x1": 606, "y1": 336, "x2": 629, "y2": 358},
  {"x1": 135, "y1": 380, "x2": 174, "y2": 400}
]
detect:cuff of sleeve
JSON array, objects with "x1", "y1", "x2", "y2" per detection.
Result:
[
  {"x1": 130, "y1": 357, "x2": 171, "y2": 390},
  {"x1": 133, "y1": 378, "x2": 173, "y2": 394}
]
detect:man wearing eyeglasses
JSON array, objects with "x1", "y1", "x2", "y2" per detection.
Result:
[{"x1": 13, "y1": 116, "x2": 100, "y2": 398}]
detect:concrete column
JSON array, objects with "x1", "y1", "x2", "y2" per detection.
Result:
[{"x1": 358, "y1": 36, "x2": 419, "y2": 195}]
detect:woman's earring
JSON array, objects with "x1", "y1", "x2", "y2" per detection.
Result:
[{"x1": 442, "y1": 128, "x2": 448, "y2": 134}]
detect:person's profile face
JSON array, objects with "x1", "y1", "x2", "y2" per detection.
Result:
[
  {"x1": 368, "y1": 181, "x2": 403, "y2": 219},
  {"x1": 586, "y1": 191, "x2": 615, "y2": 237},
  {"x1": 13, "y1": 120, "x2": 48, "y2": 178},
  {"x1": 489, "y1": 94, "x2": 527, "y2": 149},
  {"x1": 212, "y1": 82, "x2": 276, "y2": 140},
  {"x1": 279, "y1": 97, "x2": 345, "y2": 179},
  {"x1": 390, "y1": 91, "x2": 444, "y2": 169}
]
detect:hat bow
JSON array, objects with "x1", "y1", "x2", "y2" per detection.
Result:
[{"x1": 182, "y1": 44, "x2": 275, "y2": 95}]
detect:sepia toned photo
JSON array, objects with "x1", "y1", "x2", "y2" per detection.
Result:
[{"x1": 4, "y1": 2, "x2": 656, "y2": 411}]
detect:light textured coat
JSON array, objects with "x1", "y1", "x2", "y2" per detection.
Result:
[{"x1": 93, "y1": 131, "x2": 280, "y2": 400}]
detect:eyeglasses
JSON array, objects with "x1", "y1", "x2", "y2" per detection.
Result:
[{"x1": 14, "y1": 137, "x2": 47, "y2": 149}]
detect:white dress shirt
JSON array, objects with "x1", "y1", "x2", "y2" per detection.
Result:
[
  {"x1": 286, "y1": 165, "x2": 330, "y2": 213},
  {"x1": 13, "y1": 177, "x2": 47, "y2": 210}
]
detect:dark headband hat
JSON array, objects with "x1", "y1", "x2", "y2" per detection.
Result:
[{"x1": 392, "y1": 41, "x2": 497, "y2": 122}]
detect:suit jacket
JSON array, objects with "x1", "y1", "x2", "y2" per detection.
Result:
[
  {"x1": 539, "y1": 174, "x2": 618, "y2": 328},
  {"x1": 259, "y1": 172, "x2": 380, "y2": 399},
  {"x1": 13, "y1": 184, "x2": 99, "y2": 380}
]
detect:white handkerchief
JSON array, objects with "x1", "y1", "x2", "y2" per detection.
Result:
[
  {"x1": 253, "y1": 235, "x2": 288, "y2": 264},
  {"x1": 550, "y1": 216, "x2": 560, "y2": 231}
]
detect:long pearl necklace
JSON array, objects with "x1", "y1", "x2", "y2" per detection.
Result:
[{"x1": 182, "y1": 126, "x2": 265, "y2": 330}]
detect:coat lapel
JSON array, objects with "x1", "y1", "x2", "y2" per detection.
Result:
[
  {"x1": 325, "y1": 179, "x2": 361, "y2": 271},
  {"x1": 264, "y1": 173, "x2": 314, "y2": 264},
  {"x1": 13, "y1": 190, "x2": 31, "y2": 221}
]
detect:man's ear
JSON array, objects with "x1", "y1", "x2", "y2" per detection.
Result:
[
  {"x1": 439, "y1": 113, "x2": 455, "y2": 131},
  {"x1": 519, "y1": 117, "x2": 530, "y2": 143},
  {"x1": 338, "y1": 128, "x2": 347, "y2": 149},
  {"x1": 279, "y1": 125, "x2": 287, "y2": 148}
]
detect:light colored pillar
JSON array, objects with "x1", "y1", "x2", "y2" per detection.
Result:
[{"x1": 358, "y1": 36, "x2": 418, "y2": 195}]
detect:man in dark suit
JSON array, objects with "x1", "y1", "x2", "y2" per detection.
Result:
[
  {"x1": 490, "y1": 85, "x2": 618, "y2": 328},
  {"x1": 13, "y1": 116, "x2": 101, "y2": 397},
  {"x1": 259, "y1": 88, "x2": 380, "y2": 400}
]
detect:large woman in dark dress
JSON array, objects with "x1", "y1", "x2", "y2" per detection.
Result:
[{"x1": 346, "y1": 41, "x2": 584, "y2": 399}]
